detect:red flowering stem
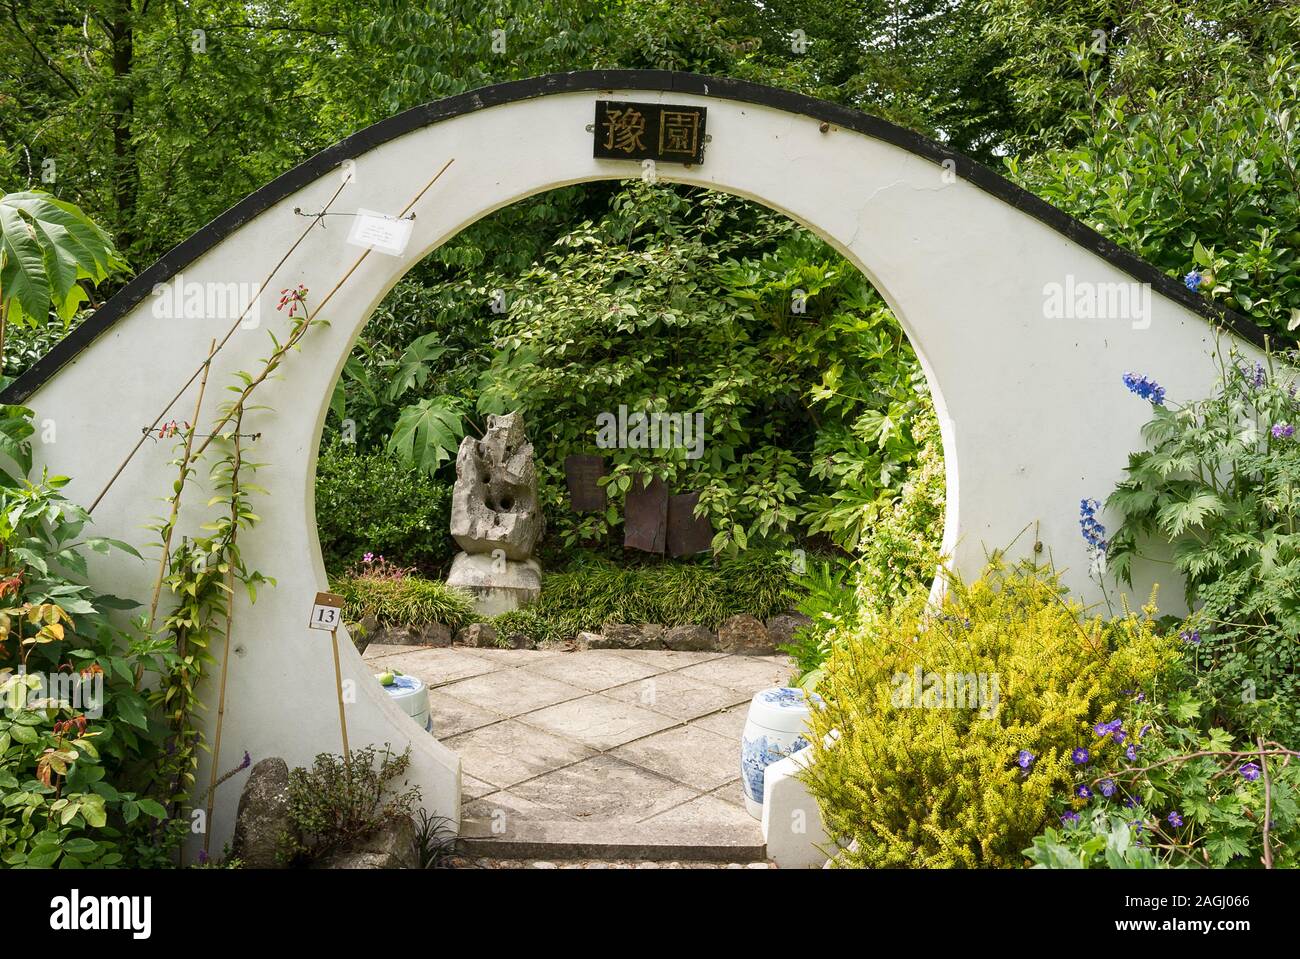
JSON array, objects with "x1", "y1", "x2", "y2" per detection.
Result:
[
  {"x1": 137, "y1": 339, "x2": 216, "y2": 691},
  {"x1": 203, "y1": 407, "x2": 243, "y2": 859},
  {"x1": 87, "y1": 176, "x2": 352, "y2": 515},
  {"x1": 190, "y1": 157, "x2": 455, "y2": 463}
]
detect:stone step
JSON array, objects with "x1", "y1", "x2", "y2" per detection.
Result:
[{"x1": 458, "y1": 818, "x2": 767, "y2": 863}]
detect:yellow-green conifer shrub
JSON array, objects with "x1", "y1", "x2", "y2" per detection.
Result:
[{"x1": 803, "y1": 563, "x2": 1177, "y2": 868}]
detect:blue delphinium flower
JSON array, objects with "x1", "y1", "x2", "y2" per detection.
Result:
[
  {"x1": 1077, "y1": 785, "x2": 1092, "y2": 799},
  {"x1": 1017, "y1": 750, "x2": 1035, "y2": 769},
  {"x1": 1167, "y1": 810, "x2": 1184, "y2": 828},
  {"x1": 1079, "y1": 499, "x2": 1108, "y2": 554},
  {"x1": 1184, "y1": 271, "x2": 1202, "y2": 291},
  {"x1": 1072, "y1": 747, "x2": 1090, "y2": 765},
  {"x1": 1099, "y1": 779, "x2": 1116, "y2": 798},
  {"x1": 1122, "y1": 372, "x2": 1167, "y2": 405},
  {"x1": 1240, "y1": 762, "x2": 1262, "y2": 782}
]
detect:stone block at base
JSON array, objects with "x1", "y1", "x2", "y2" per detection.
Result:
[{"x1": 447, "y1": 551, "x2": 542, "y2": 616}]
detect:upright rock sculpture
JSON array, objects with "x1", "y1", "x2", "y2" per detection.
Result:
[{"x1": 446, "y1": 412, "x2": 543, "y2": 615}]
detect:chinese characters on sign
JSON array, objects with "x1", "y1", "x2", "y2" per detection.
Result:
[{"x1": 593, "y1": 101, "x2": 707, "y2": 165}]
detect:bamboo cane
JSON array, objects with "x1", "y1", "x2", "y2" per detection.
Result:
[{"x1": 202, "y1": 406, "x2": 245, "y2": 857}]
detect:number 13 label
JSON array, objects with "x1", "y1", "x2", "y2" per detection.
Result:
[{"x1": 309, "y1": 591, "x2": 346, "y2": 631}]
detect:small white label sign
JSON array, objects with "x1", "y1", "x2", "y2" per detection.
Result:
[
  {"x1": 309, "y1": 591, "x2": 346, "y2": 631},
  {"x1": 346, "y1": 208, "x2": 413, "y2": 256}
]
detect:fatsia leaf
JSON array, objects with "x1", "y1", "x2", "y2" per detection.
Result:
[{"x1": 387, "y1": 395, "x2": 465, "y2": 477}]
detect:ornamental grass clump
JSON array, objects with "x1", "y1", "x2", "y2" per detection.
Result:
[
  {"x1": 804, "y1": 563, "x2": 1178, "y2": 868},
  {"x1": 332, "y1": 556, "x2": 478, "y2": 630}
]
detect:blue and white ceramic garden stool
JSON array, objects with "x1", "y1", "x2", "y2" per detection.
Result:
[
  {"x1": 741, "y1": 686, "x2": 823, "y2": 819},
  {"x1": 376, "y1": 672, "x2": 433, "y2": 733}
]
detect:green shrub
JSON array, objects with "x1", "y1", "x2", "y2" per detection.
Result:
[
  {"x1": 332, "y1": 561, "x2": 478, "y2": 630},
  {"x1": 490, "y1": 550, "x2": 801, "y2": 646},
  {"x1": 804, "y1": 563, "x2": 1177, "y2": 868},
  {"x1": 780, "y1": 558, "x2": 859, "y2": 684},
  {"x1": 1106, "y1": 347, "x2": 1300, "y2": 744},
  {"x1": 0, "y1": 438, "x2": 171, "y2": 869},
  {"x1": 1041, "y1": 683, "x2": 1300, "y2": 869},
  {"x1": 1024, "y1": 808, "x2": 1164, "y2": 869},
  {"x1": 280, "y1": 744, "x2": 421, "y2": 865},
  {"x1": 1008, "y1": 58, "x2": 1300, "y2": 339},
  {"x1": 787, "y1": 410, "x2": 947, "y2": 684},
  {"x1": 314, "y1": 440, "x2": 453, "y2": 576}
]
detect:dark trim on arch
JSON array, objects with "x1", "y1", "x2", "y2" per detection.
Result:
[{"x1": 2, "y1": 69, "x2": 1267, "y2": 404}]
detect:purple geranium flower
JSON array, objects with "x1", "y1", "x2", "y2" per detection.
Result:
[
  {"x1": 1167, "y1": 810, "x2": 1184, "y2": 828},
  {"x1": 1180, "y1": 628, "x2": 1201, "y2": 645},
  {"x1": 1072, "y1": 747, "x2": 1090, "y2": 765},
  {"x1": 1077, "y1": 784, "x2": 1093, "y2": 799},
  {"x1": 1017, "y1": 750, "x2": 1035, "y2": 769},
  {"x1": 1061, "y1": 810, "x2": 1080, "y2": 825},
  {"x1": 1098, "y1": 779, "x2": 1116, "y2": 798},
  {"x1": 1240, "y1": 762, "x2": 1262, "y2": 782},
  {"x1": 1272, "y1": 423, "x2": 1295, "y2": 440},
  {"x1": 1126, "y1": 743, "x2": 1139, "y2": 762}
]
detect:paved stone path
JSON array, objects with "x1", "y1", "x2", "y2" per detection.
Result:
[{"x1": 362, "y1": 643, "x2": 796, "y2": 858}]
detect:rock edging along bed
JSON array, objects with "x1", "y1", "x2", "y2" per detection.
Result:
[{"x1": 356, "y1": 612, "x2": 812, "y2": 656}]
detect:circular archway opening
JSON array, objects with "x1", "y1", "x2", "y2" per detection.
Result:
[{"x1": 312, "y1": 179, "x2": 947, "y2": 851}]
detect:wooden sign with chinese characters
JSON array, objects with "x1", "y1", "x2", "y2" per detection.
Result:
[{"x1": 594, "y1": 101, "x2": 707, "y2": 165}]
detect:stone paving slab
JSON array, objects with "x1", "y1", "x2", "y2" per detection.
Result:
[
  {"x1": 688, "y1": 706, "x2": 750, "y2": 741},
  {"x1": 642, "y1": 792, "x2": 756, "y2": 830},
  {"x1": 378, "y1": 647, "x2": 503, "y2": 687},
  {"x1": 464, "y1": 788, "x2": 579, "y2": 823},
  {"x1": 439, "y1": 668, "x2": 586, "y2": 717},
  {"x1": 444, "y1": 719, "x2": 594, "y2": 789},
  {"x1": 505, "y1": 755, "x2": 698, "y2": 823},
  {"x1": 461, "y1": 774, "x2": 498, "y2": 802},
  {"x1": 519, "y1": 693, "x2": 678, "y2": 750},
  {"x1": 605, "y1": 649, "x2": 730, "y2": 671},
  {"x1": 457, "y1": 819, "x2": 768, "y2": 862},
  {"x1": 675, "y1": 654, "x2": 793, "y2": 692},
  {"x1": 460, "y1": 646, "x2": 565, "y2": 666},
  {"x1": 460, "y1": 858, "x2": 774, "y2": 869},
  {"x1": 611, "y1": 723, "x2": 742, "y2": 792},
  {"x1": 359, "y1": 643, "x2": 415, "y2": 660},
  {"x1": 602, "y1": 669, "x2": 750, "y2": 721},
  {"x1": 427, "y1": 689, "x2": 506, "y2": 739},
  {"x1": 520, "y1": 650, "x2": 662, "y2": 692}
]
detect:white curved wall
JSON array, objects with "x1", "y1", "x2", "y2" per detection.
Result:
[{"x1": 22, "y1": 86, "x2": 1243, "y2": 852}]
